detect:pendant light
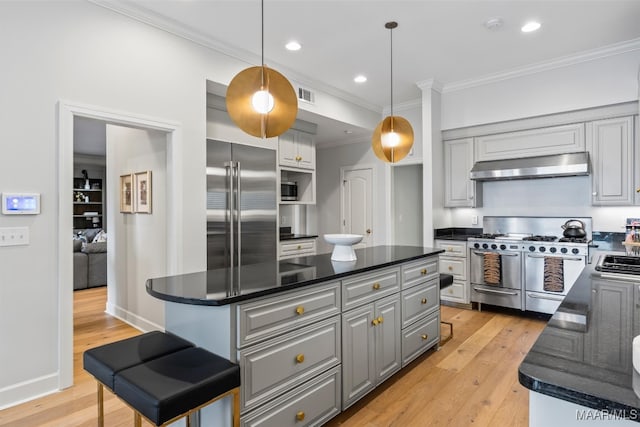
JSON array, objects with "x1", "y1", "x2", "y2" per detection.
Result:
[
  {"x1": 371, "y1": 21, "x2": 414, "y2": 163},
  {"x1": 226, "y1": 0, "x2": 298, "y2": 139}
]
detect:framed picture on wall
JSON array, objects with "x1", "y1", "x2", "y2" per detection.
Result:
[
  {"x1": 119, "y1": 174, "x2": 133, "y2": 213},
  {"x1": 134, "y1": 170, "x2": 152, "y2": 214}
]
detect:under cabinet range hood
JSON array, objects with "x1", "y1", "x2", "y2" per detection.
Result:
[{"x1": 469, "y1": 152, "x2": 590, "y2": 181}]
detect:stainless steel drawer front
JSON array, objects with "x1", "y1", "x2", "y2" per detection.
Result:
[{"x1": 471, "y1": 285, "x2": 522, "y2": 310}]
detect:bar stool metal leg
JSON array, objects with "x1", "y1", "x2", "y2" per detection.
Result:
[
  {"x1": 97, "y1": 383, "x2": 104, "y2": 427},
  {"x1": 233, "y1": 388, "x2": 240, "y2": 427},
  {"x1": 134, "y1": 411, "x2": 141, "y2": 427}
]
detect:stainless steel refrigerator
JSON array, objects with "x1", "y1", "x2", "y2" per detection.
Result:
[{"x1": 206, "y1": 139, "x2": 277, "y2": 271}]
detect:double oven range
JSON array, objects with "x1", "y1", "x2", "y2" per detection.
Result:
[{"x1": 468, "y1": 216, "x2": 591, "y2": 314}]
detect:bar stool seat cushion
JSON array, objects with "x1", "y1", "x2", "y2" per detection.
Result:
[
  {"x1": 83, "y1": 331, "x2": 194, "y2": 390},
  {"x1": 439, "y1": 273, "x2": 454, "y2": 289},
  {"x1": 114, "y1": 347, "x2": 240, "y2": 426}
]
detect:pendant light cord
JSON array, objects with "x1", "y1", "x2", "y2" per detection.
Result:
[
  {"x1": 389, "y1": 25, "x2": 393, "y2": 118},
  {"x1": 260, "y1": 0, "x2": 265, "y2": 87}
]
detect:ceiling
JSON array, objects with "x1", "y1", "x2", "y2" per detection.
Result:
[{"x1": 77, "y1": 0, "x2": 640, "y2": 153}]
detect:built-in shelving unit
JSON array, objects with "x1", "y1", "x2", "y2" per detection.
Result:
[{"x1": 73, "y1": 177, "x2": 103, "y2": 229}]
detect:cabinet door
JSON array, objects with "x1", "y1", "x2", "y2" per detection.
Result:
[
  {"x1": 341, "y1": 304, "x2": 375, "y2": 409},
  {"x1": 584, "y1": 278, "x2": 632, "y2": 373},
  {"x1": 444, "y1": 138, "x2": 478, "y2": 207},
  {"x1": 279, "y1": 130, "x2": 298, "y2": 168},
  {"x1": 296, "y1": 131, "x2": 315, "y2": 170},
  {"x1": 374, "y1": 294, "x2": 401, "y2": 383},
  {"x1": 588, "y1": 116, "x2": 634, "y2": 205}
]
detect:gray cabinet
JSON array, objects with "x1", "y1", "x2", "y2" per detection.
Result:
[
  {"x1": 435, "y1": 240, "x2": 470, "y2": 305},
  {"x1": 444, "y1": 138, "x2": 479, "y2": 208},
  {"x1": 341, "y1": 293, "x2": 401, "y2": 409},
  {"x1": 584, "y1": 278, "x2": 632, "y2": 373},
  {"x1": 279, "y1": 130, "x2": 315, "y2": 170},
  {"x1": 587, "y1": 116, "x2": 635, "y2": 205}
]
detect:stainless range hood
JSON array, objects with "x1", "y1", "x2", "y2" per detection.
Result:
[{"x1": 469, "y1": 152, "x2": 590, "y2": 181}]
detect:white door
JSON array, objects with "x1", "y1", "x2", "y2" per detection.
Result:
[{"x1": 341, "y1": 167, "x2": 373, "y2": 247}]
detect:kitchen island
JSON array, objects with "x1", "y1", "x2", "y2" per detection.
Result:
[
  {"x1": 519, "y1": 251, "x2": 640, "y2": 425},
  {"x1": 147, "y1": 245, "x2": 443, "y2": 426}
]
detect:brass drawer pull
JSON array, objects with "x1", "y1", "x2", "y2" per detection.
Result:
[
  {"x1": 372, "y1": 282, "x2": 381, "y2": 290},
  {"x1": 296, "y1": 411, "x2": 305, "y2": 421},
  {"x1": 297, "y1": 245, "x2": 302, "y2": 250},
  {"x1": 372, "y1": 318, "x2": 379, "y2": 326},
  {"x1": 377, "y1": 316, "x2": 383, "y2": 324},
  {"x1": 295, "y1": 354, "x2": 305, "y2": 363},
  {"x1": 420, "y1": 268, "x2": 427, "y2": 275},
  {"x1": 421, "y1": 334, "x2": 428, "y2": 340},
  {"x1": 447, "y1": 247, "x2": 453, "y2": 252},
  {"x1": 421, "y1": 298, "x2": 427, "y2": 304},
  {"x1": 295, "y1": 306, "x2": 304, "y2": 315},
  {"x1": 448, "y1": 266, "x2": 453, "y2": 271}
]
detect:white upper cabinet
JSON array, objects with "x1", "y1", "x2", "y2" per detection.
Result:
[
  {"x1": 587, "y1": 116, "x2": 635, "y2": 206},
  {"x1": 474, "y1": 123, "x2": 585, "y2": 161},
  {"x1": 279, "y1": 129, "x2": 315, "y2": 170},
  {"x1": 444, "y1": 138, "x2": 480, "y2": 208}
]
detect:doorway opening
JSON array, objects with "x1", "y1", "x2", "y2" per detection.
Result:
[{"x1": 58, "y1": 101, "x2": 184, "y2": 390}]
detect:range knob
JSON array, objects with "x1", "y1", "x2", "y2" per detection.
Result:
[
  {"x1": 482, "y1": 243, "x2": 488, "y2": 249},
  {"x1": 549, "y1": 247, "x2": 557, "y2": 253},
  {"x1": 500, "y1": 244, "x2": 506, "y2": 250},
  {"x1": 561, "y1": 248, "x2": 568, "y2": 254},
  {"x1": 491, "y1": 244, "x2": 497, "y2": 250},
  {"x1": 529, "y1": 246, "x2": 535, "y2": 252},
  {"x1": 572, "y1": 248, "x2": 579, "y2": 255},
  {"x1": 474, "y1": 243, "x2": 480, "y2": 249},
  {"x1": 539, "y1": 246, "x2": 546, "y2": 253}
]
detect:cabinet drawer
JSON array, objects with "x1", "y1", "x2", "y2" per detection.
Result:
[
  {"x1": 440, "y1": 280, "x2": 466, "y2": 303},
  {"x1": 401, "y1": 279, "x2": 439, "y2": 328},
  {"x1": 342, "y1": 268, "x2": 400, "y2": 310},
  {"x1": 401, "y1": 312, "x2": 439, "y2": 367},
  {"x1": 241, "y1": 366, "x2": 341, "y2": 427},
  {"x1": 401, "y1": 258, "x2": 438, "y2": 289},
  {"x1": 280, "y1": 239, "x2": 316, "y2": 259},
  {"x1": 435, "y1": 240, "x2": 467, "y2": 257},
  {"x1": 240, "y1": 317, "x2": 341, "y2": 412},
  {"x1": 439, "y1": 256, "x2": 466, "y2": 280},
  {"x1": 238, "y1": 282, "x2": 340, "y2": 348}
]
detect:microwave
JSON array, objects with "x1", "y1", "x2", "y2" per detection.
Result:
[{"x1": 281, "y1": 181, "x2": 298, "y2": 201}]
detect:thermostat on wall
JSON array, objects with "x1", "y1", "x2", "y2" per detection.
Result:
[{"x1": 2, "y1": 193, "x2": 40, "y2": 215}]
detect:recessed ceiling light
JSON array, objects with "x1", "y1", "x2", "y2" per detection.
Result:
[
  {"x1": 354, "y1": 75, "x2": 367, "y2": 83},
  {"x1": 521, "y1": 21, "x2": 541, "y2": 33},
  {"x1": 285, "y1": 41, "x2": 301, "y2": 51}
]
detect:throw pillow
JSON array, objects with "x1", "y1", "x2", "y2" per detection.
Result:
[
  {"x1": 92, "y1": 230, "x2": 107, "y2": 243},
  {"x1": 81, "y1": 241, "x2": 107, "y2": 253}
]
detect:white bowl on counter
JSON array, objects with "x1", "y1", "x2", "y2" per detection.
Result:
[{"x1": 324, "y1": 234, "x2": 363, "y2": 261}]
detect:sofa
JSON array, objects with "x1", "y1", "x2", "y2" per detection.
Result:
[{"x1": 73, "y1": 228, "x2": 107, "y2": 290}]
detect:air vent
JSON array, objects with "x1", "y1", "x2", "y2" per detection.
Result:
[{"x1": 297, "y1": 86, "x2": 315, "y2": 104}]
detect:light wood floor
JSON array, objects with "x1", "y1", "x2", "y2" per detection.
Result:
[{"x1": 0, "y1": 287, "x2": 547, "y2": 427}]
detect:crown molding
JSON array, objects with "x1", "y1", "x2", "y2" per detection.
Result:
[
  {"x1": 442, "y1": 37, "x2": 640, "y2": 93},
  {"x1": 416, "y1": 78, "x2": 443, "y2": 92},
  {"x1": 382, "y1": 98, "x2": 422, "y2": 115},
  {"x1": 89, "y1": 0, "x2": 382, "y2": 113}
]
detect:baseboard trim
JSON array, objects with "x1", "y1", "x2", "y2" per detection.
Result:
[
  {"x1": 0, "y1": 372, "x2": 59, "y2": 410},
  {"x1": 105, "y1": 302, "x2": 163, "y2": 333}
]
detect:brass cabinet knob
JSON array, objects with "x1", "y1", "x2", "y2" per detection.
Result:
[
  {"x1": 295, "y1": 354, "x2": 305, "y2": 363},
  {"x1": 372, "y1": 282, "x2": 381, "y2": 290},
  {"x1": 447, "y1": 247, "x2": 453, "y2": 252},
  {"x1": 420, "y1": 268, "x2": 427, "y2": 275},
  {"x1": 366, "y1": 229, "x2": 372, "y2": 235},
  {"x1": 297, "y1": 245, "x2": 302, "y2": 250},
  {"x1": 372, "y1": 318, "x2": 379, "y2": 326},
  {"x1": 421, "y1": 334, "x2": 428, "y2": 340},
  {"x1": 421, "y1": 298, "x2": 427, "y2": 304},
  {"x1": 295, "y1": 306, "x2": 304, "y2": 315},
  {"x1": 448, "y1": 266, "x2": 453, "y2": 271},
  {"x1": 296, "y1": 411, "x2": 305, "y2": 421},
  {"x1": 377, "y1": 316, "x2": 383, "y2": 324}
]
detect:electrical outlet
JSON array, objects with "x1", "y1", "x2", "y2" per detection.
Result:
[
  {"x1": 471, "y1": 215, "x2": 478, "y2": 225},
  {"x1": 0, "y1": 227, "x2": 29, "y2": 247},
  {"x1": 280, "y1": 216, "x2": 286, "y2": 225}
]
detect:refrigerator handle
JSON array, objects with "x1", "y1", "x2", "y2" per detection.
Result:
[
  {"x1": 225, "y1": 161, "x2": 234, "y2": 269},
  {"x1": 236, "y1": 162, "x2": 242, "y2": 269}
]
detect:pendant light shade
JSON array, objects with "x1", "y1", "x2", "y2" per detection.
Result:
[
  {"x1": 372, "y1": 21, "x2": 414, "y2": 163},
  {"x1": 226, "y1": 0, "x2": 298, "y2": 139}
]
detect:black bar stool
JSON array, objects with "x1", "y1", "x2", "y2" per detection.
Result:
[{"x1": 439, "y1": 273, "x2": 454, "y2": 345}]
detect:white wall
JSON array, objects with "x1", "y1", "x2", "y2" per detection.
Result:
[
  {"x1": 105, "y1": 125, "x2": 167, "y2": 331},
  {"x1": 393, "y1": 164, "x2": 423, "y2": 245},
  {"x1": 0, "y1": 1, "x2": 381, "y2": 408}
]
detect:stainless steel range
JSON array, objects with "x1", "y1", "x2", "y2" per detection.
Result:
[{"x1": 469, "y1": 216, "x2": 591, "y2": 314}]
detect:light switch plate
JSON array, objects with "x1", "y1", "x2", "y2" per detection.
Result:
[{"x1": 0, "y1": 227, "x2": 29, "y2": 246}]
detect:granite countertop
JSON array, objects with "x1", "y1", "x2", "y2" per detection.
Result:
[
  {"x1": 519, "y1": 249, "x2": 640, "y2": 420},
  {"x1": 146, "y1": 245, "x2": 444, "y2": 306},
  {"x1": 434, "y1": 227, "x2": 482, "y2": 241},
  {"x1": 280, "y1": 234, "x2": 318, "y2": 241}
]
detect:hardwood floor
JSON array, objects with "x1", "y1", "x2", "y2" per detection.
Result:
[{"x1": 0, "y1": 287, "x2": 547, "y2": 427}]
